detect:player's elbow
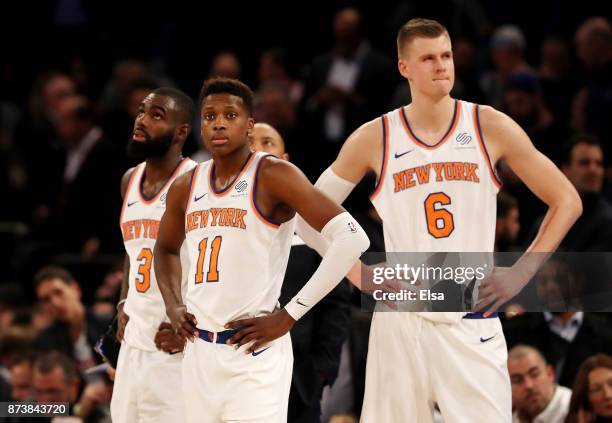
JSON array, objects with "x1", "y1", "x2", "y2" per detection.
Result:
[
  {"x1": 560, "y1": 187, "x2": 583, "y2": 224},
  {"x1": 323, "y1": 212, "x2": 370, "y2": 259},
  {"x1": 354, "y1": 227, "x2": 370, "y2": 257}
]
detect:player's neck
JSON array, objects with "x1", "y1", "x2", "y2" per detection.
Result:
[
  {"x1": 212, "y1": 145, "x2": 252, "y2": 182},
  {"x1": 406, "y1": 95, "x2": 455, "y2": 133},
  {"x1": 144, "y1": 154, "x2": 183, "y2": 184}
]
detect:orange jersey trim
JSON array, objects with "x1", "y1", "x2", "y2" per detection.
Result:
[
  {"x1": 137, "y1": 158, "x2": 191, "y2": 204},
  {"x1": 400, "y1": 99, "x2": 461, "y2": 150},
  {"x1": 208, "y1": 152, "x2": 257, "y2": 197},
  {"x1": 119, "y1": 165, "x2": 140, "y2": 228},
  {"x1": 250, "y1": 154, "x2": 280, "y2": 229},
  {"x1": 370, "y1": 114, "x2": 389, "y2": 201},
  {"x1": 473, "y1": 104, "x2": 502, "y2": 188}
]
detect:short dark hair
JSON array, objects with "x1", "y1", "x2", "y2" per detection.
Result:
[
  {"x1": 561, "y1": 133, "x2": 602, "y2": 166},
  {"x1": 34, "y1": 351, "x2": 78, "y2": 382},
  {"x1": 199, "y1": 77, "x2": 254, "y2": 116},
  {"x1": 33, "y1": 266, "x2": 75, "y2": 289},
  {"x1": 397, "y1": 18, "x2": 449, "y2": 57},
  {"x1": 152, "y1": 87, "x2": 195, "y2": 125},
  {"x1": 497, "y1": 191, "x2": 518, "y2": 218}
]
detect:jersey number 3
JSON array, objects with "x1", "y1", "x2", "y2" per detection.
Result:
[
  {"x1": 424, "y1": 192, "x2": 455, "y2": 238},
  {"x1": 195, "y1": 236, "x2": 222, "y2": 283},
  {"x1": 136, "y1": 248, "x2": 153, "y2": 292}
]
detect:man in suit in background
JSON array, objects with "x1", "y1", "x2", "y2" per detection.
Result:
[{"x1": 250, "y1": 122, "x2": 352, "y2": 423}]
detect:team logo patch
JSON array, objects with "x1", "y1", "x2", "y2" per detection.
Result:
[
  {"x1": 235, "y1": 180, "x2": 248, "y2": 193},
  {"x1": 455, "y1": 132, "x2": 472, "y2": 146},
  {"x1": 160, "y1": 193, "x2": 167, "y2": 205}
]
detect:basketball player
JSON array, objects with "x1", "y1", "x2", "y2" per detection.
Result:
[
  {"x1": 296, "y1": 19, "x2": 582, "y2": 422},
  {"x1": 111, "y1": 87, "x2": 197, "y2": 422},
  {"x1": 153, "y1": 77, "x2": 369, "y2": 423}
]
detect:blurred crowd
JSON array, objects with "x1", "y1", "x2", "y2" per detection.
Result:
[{"x1": 1, "y1": 2, "x2": 612, "y2": 422}]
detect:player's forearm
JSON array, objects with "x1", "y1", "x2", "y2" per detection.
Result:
[
  {"x1": 153, "y1": 244, "x2": 184, "y2": 311},
  {"x1": 519, "y1": 193, "x2": 582, "y2": 277},
  {"x1": 285, "y1": 212, "x2": 369, "y2": 320}
]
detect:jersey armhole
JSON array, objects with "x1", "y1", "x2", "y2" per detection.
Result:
[
  {"x1": 473, "y1": 104, "x2": 503, "y2": 189},
  {"x1": 369, "y1": 114, "x2": 389, "y2": 201},
  {"x1": 251, "y1": 154, "x2": 281, "y2": 229},
  {"x1": 119, "y1": 164, "x2": 141, "y2": 227},
  {"x1": 184, "y1": 164, "x2": 201, "y2": 225}
]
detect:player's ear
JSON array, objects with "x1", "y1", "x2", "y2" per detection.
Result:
[
  {"x1": 247, "y1": 118, "x2": 255, "y2": 136},
  {"x1": 398, "y1": 58, "x2": 411, "y2": 80},
  {"x1": 177, "y1": 123, "x2": 191, "y2": 140}
]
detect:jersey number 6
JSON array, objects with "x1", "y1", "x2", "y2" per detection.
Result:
[
  {"x1": 195, "y1": 236, "x2": 222, "y2": 283},
  {"x1": 424, "y1": 192, "x2": 455, "y2": 238}
]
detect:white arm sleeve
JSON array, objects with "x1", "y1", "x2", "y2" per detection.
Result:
[
  {"x1": 285, "y1": 212, "x2": 369, "y2": 321},
  {"x1": 295, "y1": 167, "x2": 357, "y2": 256}
]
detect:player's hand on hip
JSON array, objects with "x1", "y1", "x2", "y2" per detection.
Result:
[
  {"x1": 155, "y1": 322, "x2": 186, "y2": 353},
  {"x1": 167, "y1": 304, "x2": 199, "y2": 342},
  {"x1": 225, "y1": 309, "x2": 295, "y2": 354},
  {"x1": 473, "y1": 266, "x2": 528, "y2": 316},
  {"x1": 116, "y1": 305, "x2": 129, "y2": 342}
]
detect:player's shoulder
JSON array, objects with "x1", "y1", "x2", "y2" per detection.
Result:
[
  {"x1": 173, "y1": 166, "x2": 198, "y2": 189},
  {"x1": 120, "y1": 165, "x2": 140, "y2": 198},
  {"x1": 348, "y1": 116, "x2": 384, "y2": 147},
  {"x1": 257, "y1": 154, "x2": 302, "y2": 180},
  {"x1": 477, "y1": 104, "x2": 514, "y2": 130}
]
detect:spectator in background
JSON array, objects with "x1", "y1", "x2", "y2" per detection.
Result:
[
  {"x1": 538, "y1": 37, "x2": 575, "y2": 125},
  {"x1": 508, "y1": 345, "x2": 572, "y2": 423},
  {"x1": 532, "y1": 134, "x2": 612, "y2": 252},
  {"x1": 574, "y1": 17, "x2": 612, "y2": 158},
  {"x1": 481, "y1": 25, "x2": 533, "y2": 109},
  {"x1": 18, "y1": 73, "x2": 77, "y2": 229},
  {"x1": 503, "y1": 312, "x2": 612, "y2": 388},
  {"x1": 502, "y1": 73, "x2": 568, "y2": 165},
  {"x1": 250, "y1": 122, "x2": 351, "y2": 423},
  {"x1": 566, "y1": 354, "x2": 612, "y2": 423},
  {"x1": 209, "y1": 50, "x2": 241, "y2": 79},
  {"x1": 303, "y1": 7, "x2": 393, "y2": 156},
  {"x1": 9, "y1": 352, "x2": 35, "y2": 402},
  {"x1": 33, "y1": 351, "x2": 111, "y2": 422},
  {"x1": 252, "y1": 82, "x2": 321, "y2": 177},
  {"x1": 33, "y1": 266, "x2": 108, "y2": 374},
  {"x1": 451, "y1": 37, "x2": 485, "y2": 104},
  {"x1": 258, "y1": 47, "x2": 304, "y2": 104},
  {"x1": 50, "y1": 94, "x2": 124, "y2": 255},
  {"x1": 32, "y1": 351, "x2": 80, "y2": 404},
  {"x1": 24, "y1": 71, "x2": 77, "y2": 144},
  {"x1": 496, "y1": 191, "x2": 521, "y2": 252},
  {"x1": 101, "y1": 79, "x2": 159, "y2": 147},
  {"x1": 99, "y1": 60, "x2": 148, "y2": 114}
]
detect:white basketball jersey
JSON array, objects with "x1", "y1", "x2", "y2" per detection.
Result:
[
  {"x1": 184, "y1": 152, "x2": 295, "y2": 331},
  {"x1": 371, "y1": 99, "x2": 501, "y2": 253},
  {"x1": 120, "y1": 158, "x2": 197, "y2": 351}
]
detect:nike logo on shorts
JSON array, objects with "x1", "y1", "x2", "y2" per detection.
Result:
[
  {"x1": 480, "y1": 335, "x2": 496, "y2": 343},
  {"x1": 252, "y1": 347, "x2": 270, "y2": 357}
]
